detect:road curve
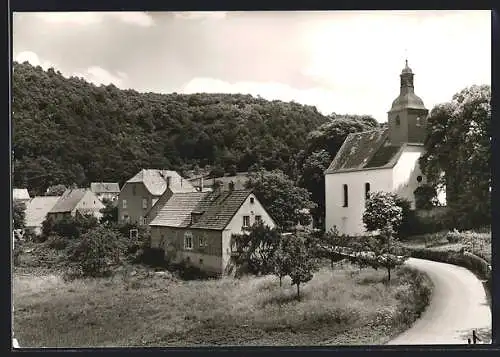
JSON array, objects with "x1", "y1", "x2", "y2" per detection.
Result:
[{"x1": 387, "y1": 257, "x2": 491, "y2": 345}]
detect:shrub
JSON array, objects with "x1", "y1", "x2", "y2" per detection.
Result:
[
  {"x1": 446, "y1": 229, "x2": 461, "y2": 243},
  {"x1": 70, "y1": 226, "x2": 125, "y2": 277},
  {"x1": 46, "y1": 235, "x2": 69, "y2": 250},
  {"x1": 413, "y1": 185, "x2": 438, "y2": 210}
]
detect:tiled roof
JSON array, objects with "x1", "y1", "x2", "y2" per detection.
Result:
[
  {"x1": 150, "y1": 189, "x2": 253, "y2": 230},
  {"x1": 90, "y1": 182, "x2": 120, "y2": 194},
  {"x1": 13, "y1": 188, "x2": 30, "y2": 201},
  {"x1": 325, "y1": 129, "x2": 403, "y2": 174},
  {"x1": 191, "y1": 174, "x2": 249, "y2": 191},
  {"x1": 126, "y1": 169, "x2": 196, "y2": 196},
  {"x1": 49, "y1": 189, "x2": 87, "y2": 213},
  {"x1": 149, "y1": 192, "x2": 209, "y2": 227},
  {"x1": 25, "y1": 196, "x2": 61, "y2": 228}
]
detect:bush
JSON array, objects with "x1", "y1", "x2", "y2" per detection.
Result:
[
  {"x1": 446, "y1": 229, "x2": 461, "y2": 243},
  {"x1": 46, "y1": 235, "x2": 69, "y2": 250},
  {"x1": 70, "y1": 226, "x2": 125, "y2": 277}
]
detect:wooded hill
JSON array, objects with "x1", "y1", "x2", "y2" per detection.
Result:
[{"x1": 12, "y1": 61, "x2": 379, "y2": 196}]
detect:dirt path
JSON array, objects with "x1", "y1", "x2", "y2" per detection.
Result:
[{"x1": 387, "y1": 258, "x2": 491, "y2": 345}]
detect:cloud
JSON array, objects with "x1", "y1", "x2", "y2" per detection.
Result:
[
  {"x1": 74, "y1": 66, "x2": 128, "y2": 87},
  {"x1": 33, "y1": 12, "x2": 155, "y2": 27},
  {"x1": 14, "y1": 51, "x2": 55, "y2": 70},
  {"x1": 173, "y1": 12, "x2": 227, "y2": 20}
]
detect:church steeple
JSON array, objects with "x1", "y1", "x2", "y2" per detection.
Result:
[
  {"x1": 400, "y1": 59, "x2": 415, "y2": 95},
  {"x1": 387, "y1": 59, "x2": 429, "y2": 145}
]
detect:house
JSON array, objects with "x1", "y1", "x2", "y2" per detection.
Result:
[
  {"x1": 90, "y1": 182, "x2": 120, "y2": 202},
  {"x1": 118, "y1": 169, "x2": 197, "y2": 226},
  {"x1": 13, "y1": 188, "x2": 30, "y2": 203},
  {"x1": 188, "y1": 173, "x2": 250, "y2": 192},
  {"x1": 47, "y1": 188, "x2": 105, "y2": 221},
  {"x1": 149, "y1": 188, "x2": 276, "y2": 276},
  {"x1": 324, "y1": 60, "x2": 446, "y2": 236},
  {"x1": 25, "y1": 196, "x2": 61, "y2": 235}
]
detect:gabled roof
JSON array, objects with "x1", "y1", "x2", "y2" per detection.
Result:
[
  {"x1": 90, "y1": 182, "x2": 120, "y2": 194},
  {"x1": 25, "y1": 196, "x2": 61, "y2": 228},
  {"x1": 49, "y1": 189, "x2": 88, "y2": 213},
  {"x1": 325, "y1": 129, "x2": 404, "y2": 174},
  {"x1": 149, "y1": 189, "x2": 253, "y2": 230},
  {"x1": 13, "y1": 188, "x2": 30, "y2": 201},
  {"x1": 126, "y1": 169, "x2": 196, "y2": 196}
]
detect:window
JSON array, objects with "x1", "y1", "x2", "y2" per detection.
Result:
[
  {"x1": 250, "y1": 197, "x2": 255, "y2": 204},
  {"x1": 199, "y1": 258, "x2": 204, "y2": 265},
  {"x1": 417, "y1": 175, "x2": 423, "y2": 183},
  {"x1": 132, "y1": 185, "x2": 136, "y2": 195},
  {"x1": 343, "y1": 184, "x2": 348, "y2": 207},
  {"x1": 199, "y1": 236, "x2": 206, "y2": 247},
  {"x1": 123, "y1": 215, "x2": 129, "y2": 223},
  {"x1": 255, "y1": 215, "x2": 262, "y2": 224},
  {"x1": 122, "y1": 199, "x2": 127, "y2": 209},
  {"x1": 365, "y1": 182, "x2": 371, "y2": 200},
  {"x1": 243, "y1": 215, "x2": 250, "y2": 227},
  {"x1": 184, "y1": 232, "x2": 193, "y2": 250},
  {"x1": 142, "y1": 198, "x2": 148, "y2": 209},
  {"x1": 416, "y1": 116, "x2": 422, "y2": 127},
  {"x1": 129, "y1": 229, "x2": 138, "y2": 239},
  {"x1": 395, "y1": 115, "x2": 401, "y2": 126}
]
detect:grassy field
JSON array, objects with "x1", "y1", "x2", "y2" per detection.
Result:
[{"x1": 13, "y1": 262, "x2": 432, "y2": 348}]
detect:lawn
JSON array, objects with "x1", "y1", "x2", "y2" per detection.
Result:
[{"x1": 13, "y1": 262, "x2": 432, "y2": 348}]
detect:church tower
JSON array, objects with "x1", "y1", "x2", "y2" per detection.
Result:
[{"x1": 387, "y1": 60, "x2": 429, "y2": 145}]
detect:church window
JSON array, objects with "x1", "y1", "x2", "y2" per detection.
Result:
[
  {"x1": 343, "y1": 184, "x2": 348, "y2": 207},
  {"x1": 417, "y1": 175, "x2": 423, "y2": 183},
  {"x1": 365, "y1": 182, "x2": 371, "y2": 200},
  {"x1": 395, "y1": 116, "x2": 401, "y2": 126}
]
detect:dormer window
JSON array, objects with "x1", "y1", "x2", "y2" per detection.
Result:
[{"x1": 191, "y1": 211, "x2": 203, "y2": 225}]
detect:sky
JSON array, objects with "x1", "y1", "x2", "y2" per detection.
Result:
[{"x1": 12, "y1": 10, "x2": 491, "y2": 122}]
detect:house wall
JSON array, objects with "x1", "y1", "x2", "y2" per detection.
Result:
[
  {"x1": 74, "y1": 191, "x2": 106, "y2": 219},
  {"x1": 118, "y1": 182, "x2": 160, "y2": 225},
  {"x1": 392, "y1": 145, "x2": 426, "y2": 209},
  {"x1": 150, "y1": 226, "x2": 223, "y2": 274},
  {"x1": 325, "y1": 169, "x2": 392, "y2": 236},
  {"x1": 221, "y1": 193, "x2": 277, "y2": 271}
]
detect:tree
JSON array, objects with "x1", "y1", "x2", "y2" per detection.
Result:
[
  {"x1": 413, "y1": 184, "x2": 438, "y2": 210},
  {"x1": 271, "y1": 241, "x2": 291, "y2": 287},
  {"x1": 298, "y1": 150, "x2": 332, "y2": 228},
  {"x1": 363, "y1": 192, "x2": 407, "y2": 282},
  {"x1": 363, "y1": 191, "x2": 403, "y2": 233},
  {"x1": 71, "y1": 226, "x2": 125, "y2": 277},
  {"x1": 321, "y1": 226, "x2": 351, "y2": 268},
  {"x1": 283, "y1": 234, "x2": 318, "y2": 299},
  {"x1": 45, "y1": 184, "x2": 67, "y2": 196},
  {"x1": 419, "y1": 85, "x2": 491, "y2": 229},
  {"x1": 232, "y1": 223, "x2": 282, "y2": 275},
  {"x1": 100, "y1": 199, "x2": 118, "y2": 225},
  {"x1": 13, "y1": 200, "x2": 26, "y2": 230},
  {"x1": 245, "y1": 169, "x2": 316, "y2": 230}
]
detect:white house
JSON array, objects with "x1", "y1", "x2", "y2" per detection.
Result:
[
  {"x1": 149, "y1": 188, "x2": 276, "y2": 276},
  {"x1": 47, "y1": 188, "x2": 105, "y2": 221},
  {"x1": 325, "y1": 60, "x2": 445, "y2": 236}
]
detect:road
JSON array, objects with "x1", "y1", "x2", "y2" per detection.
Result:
[{"x1": 387, "y1": 258, "x2": 491, "y2": 345}]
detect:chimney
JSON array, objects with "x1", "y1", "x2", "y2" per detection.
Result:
[
  {"x1": 229, "y1": 181, "x2": 235, "y2": 191},
  {"x1": 166, "y1": 176, "x2": 171, "y2": 188}
]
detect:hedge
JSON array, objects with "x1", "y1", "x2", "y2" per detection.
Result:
[{"x1": 403, "y1": 247, "x2": 492, "y2": 305}]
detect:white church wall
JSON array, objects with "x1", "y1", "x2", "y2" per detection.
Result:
[
  {"x1": 392, "y1": 145, "x2": 426, "y2": 209},
  {"x1": 325, "y1": 168, "x2": 392, "y2": 236}
]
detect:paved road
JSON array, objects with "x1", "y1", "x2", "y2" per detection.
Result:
[{"x1": 387, "y1": 258, "x2": 491, "y2": 345}]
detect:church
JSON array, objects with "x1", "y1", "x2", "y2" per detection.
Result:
[{"x1": 324, "y1": 60, "x2": 444, "y2": 236}]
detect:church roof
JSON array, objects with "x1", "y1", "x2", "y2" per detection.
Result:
[
  {"x1": 390, "y1": 92, "x2": 426, "y2": 112},
  {"x1": 325, "y1": 128, "x2": 405, "y2": 174}
]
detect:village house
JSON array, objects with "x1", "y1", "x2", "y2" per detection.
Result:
[
  {"x1": 47, "y1": 188, "x2": 105, "y2": 221},
  {"x1": 324, "y1": 60, "x2": 446, "y2": 236},
  {"x1": 188, "y1": 172, "x2": 250, "y2": 192},
  {"x1": 25, "y1": 196, "x2": 61, "y2": 235},
  {"x1": 118, "y1": 169, "x2": 197, "y2": 226},
  {"x1": 90, "y1": 182, "x2": 120, "y2": 202},
  {"x1": 149, "y1": 187, "x2": 276, "y2": 276},
  {"x1": 13, "y1": 188, "x2": 30, "y2": 204}
]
